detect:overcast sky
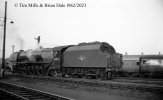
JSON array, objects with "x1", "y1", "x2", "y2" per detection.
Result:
[{"x1": 0, "y1": 0, "x2": 163, "y2": 57}]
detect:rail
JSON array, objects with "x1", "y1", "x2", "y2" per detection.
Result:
[{"x1": 0, "y1": 81, "x2": 74, "y2": 100}]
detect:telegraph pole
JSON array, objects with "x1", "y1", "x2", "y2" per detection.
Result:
[{"x1": 1, "y1": 1, "x2": 7, "y2": 78}]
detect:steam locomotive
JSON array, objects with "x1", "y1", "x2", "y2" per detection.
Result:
[{"x1": 8, "y1": 42, "x2": 123, "y2": 79}]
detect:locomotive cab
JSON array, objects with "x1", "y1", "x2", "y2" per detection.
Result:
[{"x1": 47, "y1": 46, "x2": 71, "y2": 77}]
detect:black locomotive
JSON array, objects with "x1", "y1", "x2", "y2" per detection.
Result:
[{"x1": 8, "y1": 42, "x2": 123, "y2": 79}]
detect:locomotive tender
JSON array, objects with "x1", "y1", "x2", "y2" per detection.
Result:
[{"x1": 8, "y1": 42, "x2": 123, "y2": 79}]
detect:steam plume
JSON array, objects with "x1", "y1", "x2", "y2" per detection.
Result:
[{"x1": 7, "y1": 26, "x2": 25, "y2": 50}]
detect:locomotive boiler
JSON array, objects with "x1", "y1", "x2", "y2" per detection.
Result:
[
  {"x1": 8, "y1": 48, "x2": 54, "y2": 75},
  {"x1": 8, "y1": 42, "x2": 123, "y2": 80}
]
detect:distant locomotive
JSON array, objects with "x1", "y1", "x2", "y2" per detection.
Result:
[
  {"x1": 139, "y1": 55, "x2": 163, "y2": 78},
  {"x1": 121, "y1": 55, "x2": 163, "y2": 78},
  {"x1": 8, "y1": 42, "x2": 123, "y2": 79}
]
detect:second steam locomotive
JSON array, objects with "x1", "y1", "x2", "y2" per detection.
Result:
[{"x1": 8, "y1": 42, "x2": 123, "y2": 79}]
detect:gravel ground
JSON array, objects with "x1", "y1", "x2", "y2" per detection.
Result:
[{"x1": 1, "y1": 77, "x2": 163, "y2": 100}]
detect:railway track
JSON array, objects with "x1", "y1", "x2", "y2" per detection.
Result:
[
  {"x1": 0, "y1": 81, "x2": 74, "y2": 100},
  {"x1": 8, "y1": 74, "x2": 163, "y2": 93}
]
